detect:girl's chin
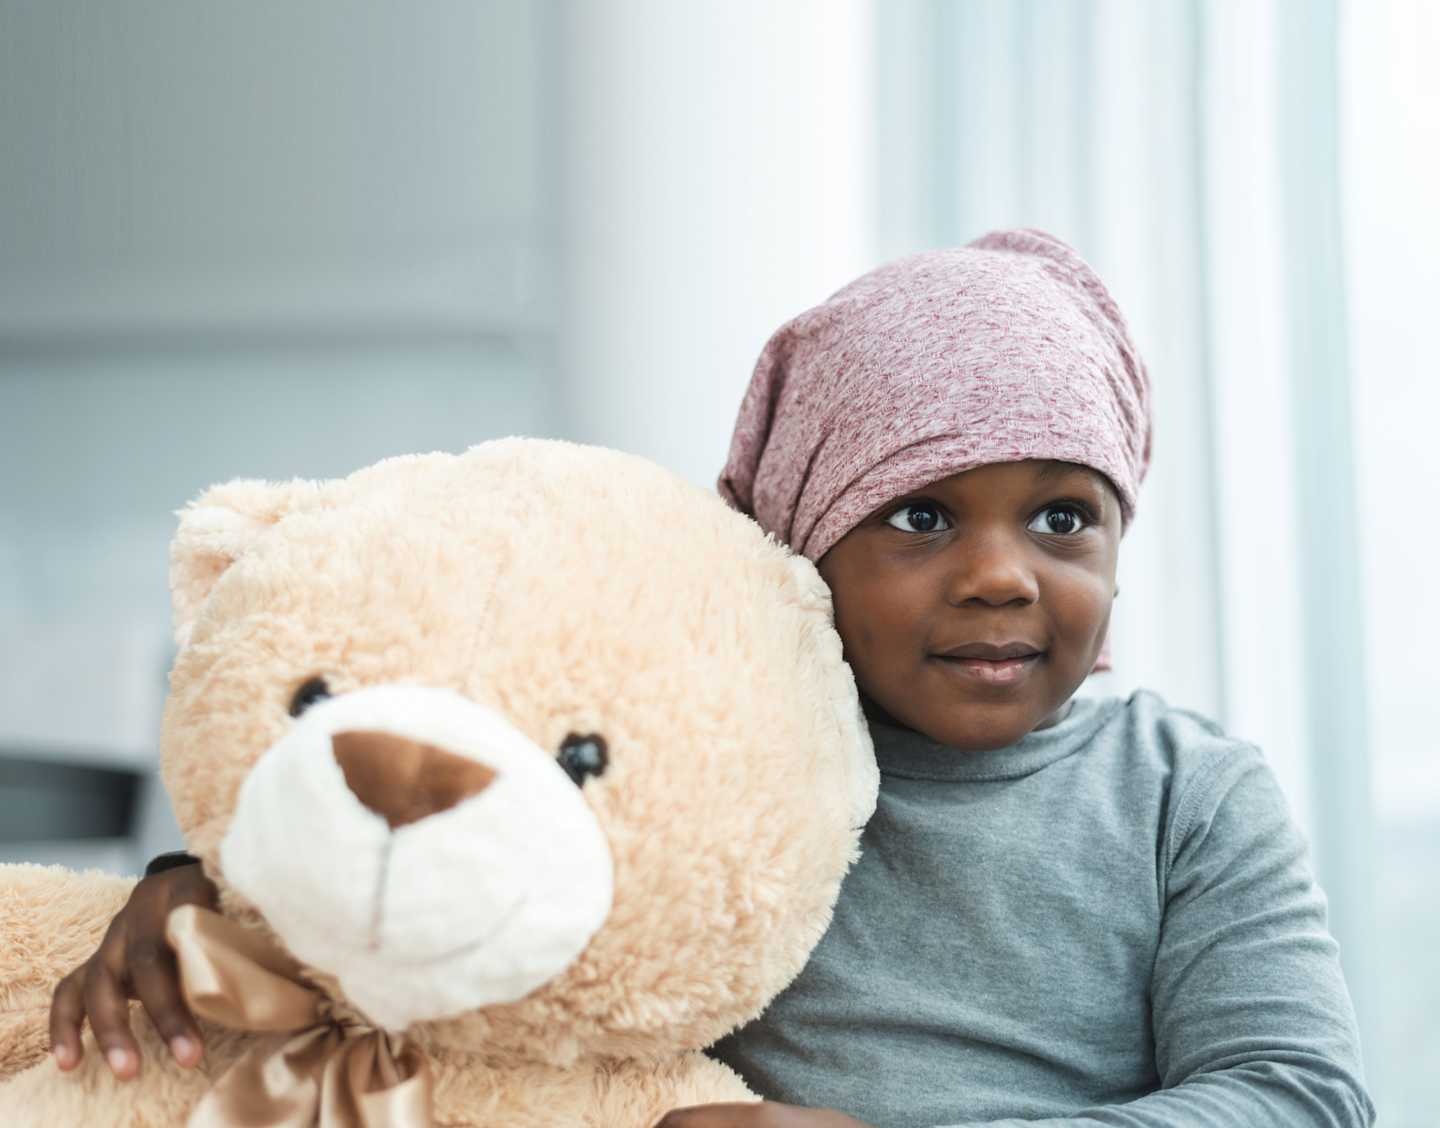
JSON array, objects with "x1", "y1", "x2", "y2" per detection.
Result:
[
  {"x1": 863, "y1": 679, "x2": 1072, "y2": 750},
  {"x1": 911, "y1": 704, "x2": 1045, "y2": 751}
]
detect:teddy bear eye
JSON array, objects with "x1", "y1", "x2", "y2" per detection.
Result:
[
  {"x1": 556, "y1": 733, "x2": 608, "y2": 786},
  {"x1": 289, "y1": 676, "x2": 332, "y2": 718}
]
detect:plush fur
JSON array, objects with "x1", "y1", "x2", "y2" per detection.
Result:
[
  {"x1": 0, "y1": 439, "x2": 876, "y2": 1125},
  {"x1": 0, "y1": 866, "x2": 136, "y2": 1082}
]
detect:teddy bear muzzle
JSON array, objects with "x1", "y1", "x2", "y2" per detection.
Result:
[{"x1": 216, "y1": 684, "x2": 615, "y2": 1031}]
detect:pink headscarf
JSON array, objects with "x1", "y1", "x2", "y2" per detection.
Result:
[{"x1": 718, "y1": 228, "x2": 1153, "y2": 671}]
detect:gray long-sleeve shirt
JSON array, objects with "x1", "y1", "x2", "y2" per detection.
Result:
[{"x1": 708, "y1": 690, "x2": 1374, "y2": 1127}]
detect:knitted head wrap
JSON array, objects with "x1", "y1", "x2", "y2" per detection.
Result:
[{"x1": 718, "y1": 228, "x2": 1152, "y2": 671}]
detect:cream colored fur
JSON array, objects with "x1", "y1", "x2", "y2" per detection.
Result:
[
  {"x1": 0, "y1": 866, "x2": 136, "y2": 1082},
  {"x1": 0, "y1": 439, "x2": 876, "y2": 1125}
]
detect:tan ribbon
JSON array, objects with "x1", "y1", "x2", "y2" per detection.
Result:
[{"x1": 166, "y1": 905, "x2": 432, "y2": 1128}]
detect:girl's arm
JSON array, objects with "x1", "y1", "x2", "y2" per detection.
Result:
[{"x1": 939, "y1": 750, "x2": 1375, "y2": 1128}]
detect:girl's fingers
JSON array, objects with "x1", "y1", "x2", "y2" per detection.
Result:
[
  {"x1": 655, "y1": 1106, "x2": 763, "y2": 1127},
  {"x1": 128, "y1": 938, "x2": 202, "y2": 1066},
  {"x1": 654, "y1": 1105, "x2": 870, "y2": 1128},
  {"x1": 48, "y1": 968, "x2": 87, "y2": 1070},
  {"x1": 173, "y1": 864, "x2": 221, "y2": 910},
  {"x1": 46, "y1": 865, "x2": 220, "y2": 1078},
  {"x1": 82, "y1": 956, "x2": 141, "y2": 1079}
]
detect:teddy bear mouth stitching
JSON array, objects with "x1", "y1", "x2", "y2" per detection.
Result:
[
  {"x1": 370, "y1": 892, "x2": 535, "y2": 970},
  {"x1": 364, "y1": 832, "x2": 537, "y2": 968}
]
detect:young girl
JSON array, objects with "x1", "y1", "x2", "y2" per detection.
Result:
[{"x1": 49, "y1": 230, "x2": 1373, "y2": 1127}]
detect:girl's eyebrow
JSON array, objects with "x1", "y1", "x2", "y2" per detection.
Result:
[
  {"x1": 1034, "y1": 462, "x2": 1111, "y2": 494},
  {"x1": 1035, "y1": 461, "x2": 1098, "y2": 483}
]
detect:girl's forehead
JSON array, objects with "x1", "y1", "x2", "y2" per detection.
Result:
[{"x1": 899, "y1": 459, "x2": 1115, "y2": 499}]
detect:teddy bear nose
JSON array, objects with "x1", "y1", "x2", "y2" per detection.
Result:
[{"x1": 331, "y1": 730, "x2": 497, "y2": 828}]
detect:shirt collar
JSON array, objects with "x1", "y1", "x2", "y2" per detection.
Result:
[{"x1": 865, "y1": 694, "x2": 1122, "y2": 782}]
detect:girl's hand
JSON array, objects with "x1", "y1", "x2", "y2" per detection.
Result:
[
  {"x1": 48, "y1": 860, "x2": 219, "y2": 1079},
  {"x1": 656, "y1": 1103, "x2": 873, "y2": 1128}
]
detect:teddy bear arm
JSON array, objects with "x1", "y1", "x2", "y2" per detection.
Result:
[
  {"x1": 587, "y1": 1051, "x2": 758, "y2": 1127},
  {"x1": 0, "y1": 865, "x2": 138, "y2": 1081},
  {"x1": 0, "y1": 1021, "x2": 225, "y2": 1128},
  {"x1": 0, "y1": 1007, "x2": 51, "y2": 1085}
]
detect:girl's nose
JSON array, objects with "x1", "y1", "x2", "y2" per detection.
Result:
[{"x1": 943, "y1": 533, "x2": 1040, "y2": 608}]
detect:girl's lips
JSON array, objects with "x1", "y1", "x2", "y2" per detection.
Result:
[{"x1": 932, "y1": 653, "x2": 1042, "y2": 685}]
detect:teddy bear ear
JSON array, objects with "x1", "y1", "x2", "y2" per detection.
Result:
[{"x1": 169, "y1": 478, "x2": 318, "y2": 649}]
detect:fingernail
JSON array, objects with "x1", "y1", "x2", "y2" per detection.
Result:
[
  {"x1": 106, "y1": 1047, "x2": 133, "y2": 1075},
  {"x1": 171, "y1": 1035, "x2": 197, "y2": 1064},
  {"x1": 53, "y1": 1044, "x2": 74, "y2": 1068}
]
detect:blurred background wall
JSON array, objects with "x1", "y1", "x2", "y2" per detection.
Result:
[{"x1": 0, "y1": 0, "x2": 1434, "y2": 1121}]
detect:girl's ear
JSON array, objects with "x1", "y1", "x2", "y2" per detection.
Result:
[{"x1": 169, "y1": 478, "x2": 320, "y2": 648}]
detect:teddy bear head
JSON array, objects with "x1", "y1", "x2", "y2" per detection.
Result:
[{"x1": 159, "y1": 439, "x2": 876, "y2": 1065}]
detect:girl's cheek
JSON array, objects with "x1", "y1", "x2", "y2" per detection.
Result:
[
  {"x1": 834, "y1": 616, "x2": 876, "y2": 660},
  {"x1": 1050, "y1": 573, "x2": 1113, "y2": 639}
]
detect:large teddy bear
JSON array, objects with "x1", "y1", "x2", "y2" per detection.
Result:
[{"x1": 0, "y1": 438, "x2": 877, "y2": 1126}]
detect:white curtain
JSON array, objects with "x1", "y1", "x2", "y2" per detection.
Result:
[
  {"x1": 555, "y1": 0, "x2": 875, "y2": 490},
  {"x1": 877, "y1": 1, "x2": 1439, "y2": 1120},
  {"x1": 1340, "y1": 0, "x2": 1440, "y2": 1117}
]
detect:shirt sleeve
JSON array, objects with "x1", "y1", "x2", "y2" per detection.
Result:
[{"x1": 937, "y1": 749, "x2": 1375, "y2": 1128}]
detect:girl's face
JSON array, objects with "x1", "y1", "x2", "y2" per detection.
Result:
[{"x1": 817, "y1": 459, "x2": 1122, "y2": 752}]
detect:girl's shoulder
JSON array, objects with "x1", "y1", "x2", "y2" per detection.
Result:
[
  {"x1": 1102, "y1": 693, "x2": 1316, "y2": 904},
  {"x1": 1081, "y1": 687, "x2": 1268, "y2": 803},
  {"x1": 1115, "y1": 686, "x2": 1237, "y2": 744}
]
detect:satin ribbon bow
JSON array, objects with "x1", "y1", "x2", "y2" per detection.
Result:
[{"x1": 165, "y1": 905, "x2": 433, "y2": 1128}]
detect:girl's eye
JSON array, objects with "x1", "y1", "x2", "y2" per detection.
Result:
[
  {"x1": 1027, "y1": 504, "x2": 1090, "y2": 536},
  {"x1": 885, "y1": 502, "x2": 950, "y2": 534}
]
